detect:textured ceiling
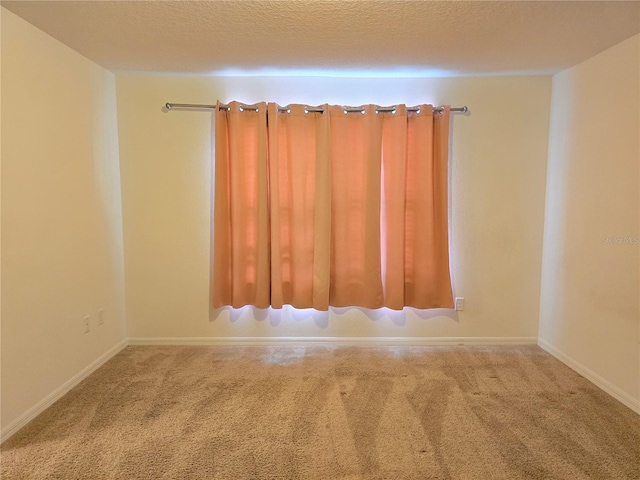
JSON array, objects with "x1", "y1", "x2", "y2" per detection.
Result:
[{"x1": 2, "y1": 0, "x2": 640, "y2": 76}]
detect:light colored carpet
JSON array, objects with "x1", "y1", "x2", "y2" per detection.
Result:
[{"x1": 1, "y1": 345, "x2": 639, "y2": 479}]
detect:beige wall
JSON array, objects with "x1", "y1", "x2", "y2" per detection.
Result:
[
  {"x1": 116, "y1": 74, "x2": 551, "y2": 340},
  {"x1": 539, "y1": 35, "x2": 640, "y2": 405},
  {"x1": 1, "y1": 9, "x2": 126, "y2": 431}
]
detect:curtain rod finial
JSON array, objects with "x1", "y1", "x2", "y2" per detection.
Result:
[{"x1": 165, "y1": 103, "x2": 172, "y2": 110}]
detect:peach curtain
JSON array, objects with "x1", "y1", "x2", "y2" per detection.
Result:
[
  {"x1": 212, "y1": 101, "x2": 270, "y2": 308},
  {"x1": 212, "y1": 102, "x2": 453, "y2": 310},
  {"x1": 268, "y1": 104, "x2": 331, "y2": 310},
  {"x1": 383, "y1": 106, "x2": 454, "y2": 309},
  {"x1": 328, "y1": 105, "x2": 384, "y2": 308}
]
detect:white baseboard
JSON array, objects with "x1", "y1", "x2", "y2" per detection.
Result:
[
  {"x1": 0, "y1": 339, "x2": 128, "y2": 444},
  {"x1": 538, "y1": 338, "x2": 640, "y2": 415},
  {"x1": 128, "y1": 336, "x2": 538, "y2": 346}
]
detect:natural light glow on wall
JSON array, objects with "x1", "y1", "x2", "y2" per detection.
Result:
[
  {"x1": 215, "y1": 304, "x2": 423, "y2": 328},
  {"x1": 209, "y1": 67, "x2": 460, "y2": 78}
]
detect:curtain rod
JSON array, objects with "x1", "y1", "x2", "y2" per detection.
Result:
[{"x1": 164, "y1": 102, "x2": 468, "y2": 114}]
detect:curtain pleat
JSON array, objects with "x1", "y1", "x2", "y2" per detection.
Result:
[
  {"x1": 268, "y1": 103, "x2": 331, "y2": 310},
  {"x1": 328, "y1": 105, "x2": 384, "y2": 308},
  {"x1": 431, "y1": 107, "x2": 455, "y2": 308},
  {"x1": 403, "y1": 106, "x2": 454, "y2": 308},
  {"x1": 212, "y1": 102, "x2": 453, "y2": 311},
  {"x1": 311, "y1": 107, "x2": 332, "y2": 310},
  {"x1": 381, "y1": 105, "x2": 408, "y2": 309},
  {"x1": 212, "y1": 101, "x2": 270, "y2": 308}
]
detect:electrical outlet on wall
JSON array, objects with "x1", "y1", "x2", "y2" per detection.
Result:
[
  {"x1": 97, "y1": 309, "x2": 104, "y2": 326},
  {"x1": 454, "y1": 297, "x2": 465, "y2": 311},
  {"x1": 83, "y1": 315, "x2": 91, "y2": 334}
]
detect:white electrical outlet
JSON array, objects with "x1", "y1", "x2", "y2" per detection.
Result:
[
  {"x1": 97, "y1": 309, "x2": 104, "y2": 326},
  {"x1": 454, "y1": 297, "x2": 465, "y2": 311},
  {"x1": 83, "y1": 315, "x2": 91, "y2": 333}
]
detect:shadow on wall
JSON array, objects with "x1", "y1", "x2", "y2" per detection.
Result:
[{"x1": 210, "y1": 305, "x2": 458, "y2": 329}]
